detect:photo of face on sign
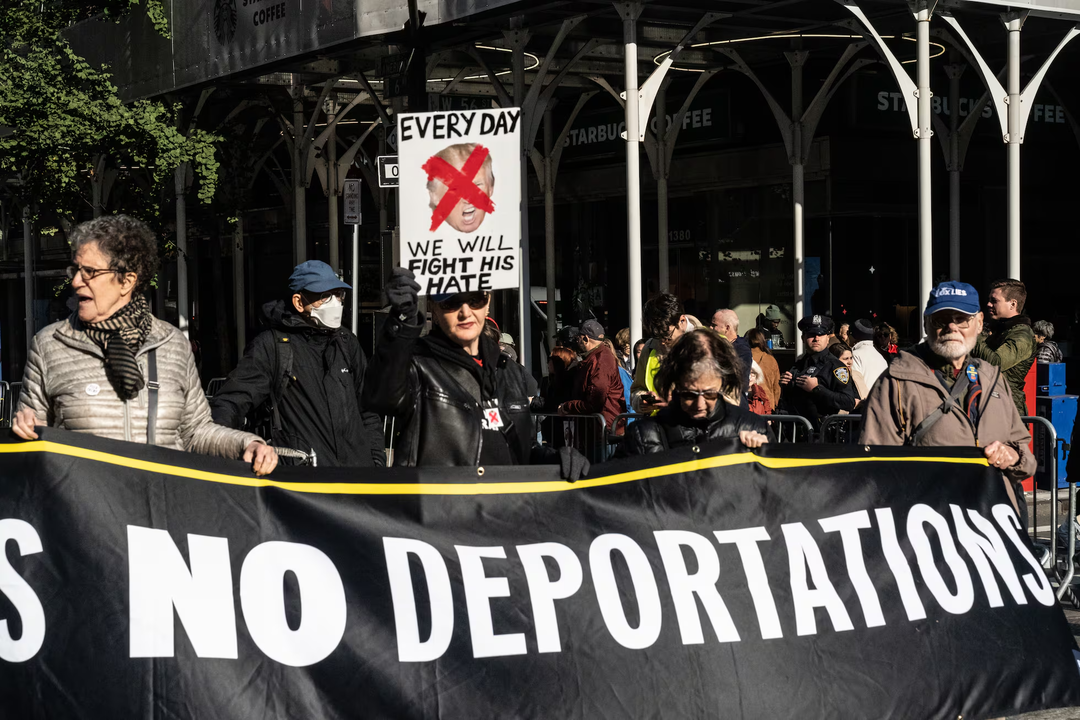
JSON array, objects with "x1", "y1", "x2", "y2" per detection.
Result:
[{"x1": 424, "y1": 143, "x2": 495, "y2": 234}]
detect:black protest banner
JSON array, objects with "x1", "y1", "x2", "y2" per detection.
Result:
[{"x1": 1, "y1": 428, "x2": 1079, "y2": 719}]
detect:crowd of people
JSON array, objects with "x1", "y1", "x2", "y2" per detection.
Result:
[{"x1": 9, "y1": 216, "x2": 1069, "y2": 512}]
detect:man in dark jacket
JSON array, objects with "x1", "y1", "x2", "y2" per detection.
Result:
[
  {"x1": 779, "y1": 314, "x2": 857, "y2": 430},
  {"x1": 558, "y1": 320, "x2": 625, "y2": 432},
  {"x1": 211, "y1": 261, "x2": 385, "y2": 467},
  {"x1": 363, "y1": 268, "x2": 588, "y2": 479},
  {"x1": 971, "y1": 278, "x2": 1036, "y2": 417}
]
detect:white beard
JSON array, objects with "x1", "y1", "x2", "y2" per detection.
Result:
[{"x1": 928, "y1": 333, "x2": 975, "y2": 361}]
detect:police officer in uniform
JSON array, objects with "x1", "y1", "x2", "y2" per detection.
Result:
[{"x1": 779, "y1": 315, "x2": 856, "y2": 429}]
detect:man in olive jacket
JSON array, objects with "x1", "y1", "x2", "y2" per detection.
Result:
[
  {"x1": 970, "y1": 278, "x2": 1036, "y2": 418},
  {"x1": 860, "y1": 281, "x2": 1035, "y2": 519}
]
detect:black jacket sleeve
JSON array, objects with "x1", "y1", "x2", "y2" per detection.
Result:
[
  {"x1": 210, "y1": 332, "x2": 276, "y2": 429},
  {"x1": 361, "y1": 314, "x2": 424, "y2": 419},
  {"x1": 349, "y1": 339, "x2": 387, "y2": 467},
  {"x1": 812, "y1": 363, "x2": 857, "y2": 412},
  {"x1": 614, "y1": 420, "x2": 663, "y2": 458}
]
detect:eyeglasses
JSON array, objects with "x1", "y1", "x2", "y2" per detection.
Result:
[
  {"x1": 929, "y1": 313, "x2": 977, "y2": 330},
  {"x1": 303, "y1": 289, "x2": 346, "y2": 306},
  {"x1": 674, "y1": 387, "x2": 722, "y2": 402},
  {"x1": 436, "y1": 292, "x2": 489, "y2": 312},
  {"x1": 66, "y1": 264, "x2": 121, "y2": 282}
]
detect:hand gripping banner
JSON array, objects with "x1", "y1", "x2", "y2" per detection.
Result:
[{"x1": 1, "y1": 429, "x2": 1079, "y2": 719}]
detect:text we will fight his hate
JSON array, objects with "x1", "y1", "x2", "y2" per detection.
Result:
[{"x1": 407, "y1": 236, "x2": 516, "y2": 295}]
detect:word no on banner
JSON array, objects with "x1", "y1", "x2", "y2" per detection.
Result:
[{"x1": 398, "y1": 108, "x2": 521, "y2": 296}]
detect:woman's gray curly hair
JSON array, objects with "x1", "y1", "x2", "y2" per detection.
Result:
[
  {"x1": 1033, "y1": 320, "x2": 1055, "y2": 339},
  {"x1": 654, "y1": 328, "x2": 743, "y2": 405},
  {"x1": 70, "y1": 215, "x2": 159, "y2": 294}
]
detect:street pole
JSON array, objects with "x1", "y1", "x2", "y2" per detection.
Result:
[
  {"x1": 916, "y1": 4, "x2": 933, "y2": 335},
  {"x1": 656, "y1": 83, "x2": 669, "y2": 294},
  {"x1": 946, "y1": 63, "x2": 964, "y2": 281},
  {"x1": 351, "y1": 224, "x2": 360, "y2": 335},
  {"x1": 233, "y1": 216, "x2": 245, "y2": 356},
  {"x1": 1005, "y1": 13, "x2": 1023, "y2": 280},
  {"x1": 175, "y1": 163, "x2": 189, "y2": 339},
  {"x1": 544, "y1": 106, "x2": 557, "y2": 350},
  {"x1": 327, "y1": 95, "x2": 339, "y2": 274},
  {"x1": 23, "y1": 206, "x2": 32, "y2": 354},
  {"x1": 621, "y1": 3, "x2": 643, "y2": 346},
  {"x1": 788, "y1": 51, "x2": 807, "y2": 347},
  {"x1": 292, "y1": 75, "x2": 307, "y2": 265},
  {"x1": 510, "y1": 24, "x2": 532, "y2": 371}
]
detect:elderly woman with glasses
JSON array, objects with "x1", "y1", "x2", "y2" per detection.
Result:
[
  {"x1": 363, "y1": 268, "x2": 589, "y2": 478},
  {"x1": 12, "y1": 215, "x2": 277, "y2": 475},
  {"x1": 617, "y1": 329, "x2": 773, "y2": 457}
]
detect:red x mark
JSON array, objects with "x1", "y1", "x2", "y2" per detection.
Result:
[
  {"x1": 422, "y1": 145, "x2": 495, "y2": 232},
  {"x1": 487, "y1": 410, "x2": 500, "y2": 423}
]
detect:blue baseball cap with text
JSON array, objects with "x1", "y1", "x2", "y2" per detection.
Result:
[{"x1": 925, "y1": 281, "x2": 980, "y2": 316}]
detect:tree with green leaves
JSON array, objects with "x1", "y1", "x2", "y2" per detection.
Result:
[{"x1": 0, "y1": 0, "x2": 220, "y2": 226}]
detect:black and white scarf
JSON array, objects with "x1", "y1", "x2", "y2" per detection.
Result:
[{"x1": 82, "y1": 294, "x2": 153, "y2": 402}]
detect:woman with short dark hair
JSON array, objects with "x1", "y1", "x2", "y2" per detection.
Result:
[
  {"x1": 13, "y1": 215, "x2": 277, "y2": 475},
  {"x1": 617, "y1": 329, "x2": 773, "y2": 456}
]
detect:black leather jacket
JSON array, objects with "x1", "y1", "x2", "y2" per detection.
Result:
[
  {"x1": 617, "y1": 401, "x2": 774, "y2": 457},
  {"x1": 362, "y1": 315, "x2": 535, "y2": 467}
]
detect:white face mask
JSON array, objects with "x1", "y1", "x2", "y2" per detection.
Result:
[{"x1": 310, "y1": 295, "x2": 343, "y2": 329}]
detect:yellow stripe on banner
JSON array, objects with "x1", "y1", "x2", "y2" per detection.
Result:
[{"x1": 0, "y1": 441, "x2": 990, "y2": 496}]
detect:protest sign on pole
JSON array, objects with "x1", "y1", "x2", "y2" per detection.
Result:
[{"x1": 397, "y1": 108, "x2": 521, "y2": 296}]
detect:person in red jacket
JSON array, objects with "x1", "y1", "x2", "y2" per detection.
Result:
[{"x1": 558, "y1": 319, "x2": 627, "y2": 435}]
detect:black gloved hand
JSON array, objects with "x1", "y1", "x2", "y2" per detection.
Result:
[
  {"x1": 558, "y1": 446, "x2": 590, "y2": 483},
  {"x1": 385, "y1": 267, "x2": 421, "y2": 323}
]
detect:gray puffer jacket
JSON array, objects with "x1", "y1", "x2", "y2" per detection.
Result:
[{"x1": 18, "y1": 314, "x2": 263, "y2": 457}]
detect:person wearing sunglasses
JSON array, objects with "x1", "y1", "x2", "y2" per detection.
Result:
[
  {"x1": 861, "y1": 281, "x2": 1034, "y2": 520},
  {"x1": 617, "y1": 329, "x2": 772, "y2": 458},
  {"x1": 777, "y1": 314, "x2": 857, "y2": 431},
  {"x1": 363, "y1": 267, "x2": 590, "y2": 479},
  {"x1": 12, "y1": 215, "x2": 277, "y2": 476},
  {"x1": 210, "y1": 260, "x2": 386, "y2": 468}
]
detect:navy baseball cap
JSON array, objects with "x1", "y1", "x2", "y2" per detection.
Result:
[
  {"x1": 925, "y1": 281, "x2": 980, "y2": 316},
  {"x1": 288, "y1": 261, "x2": 351, "y2": 294},
  {"x1": 580, "y1": 319, "x2": 605, "y2": 341}
]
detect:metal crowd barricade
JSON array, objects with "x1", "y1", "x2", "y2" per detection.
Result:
[
  {"x1": 0, "y1": 381, "x2": 9, "y2": 429},
  {"x1": 532, "y1": 412, "x2": 609, "y2": 464},
  {"x1": 7, "y1": 383, "x2": 21, "y2": 428},
  {"x1": 820, "y1": 414, "x2": 863, "y2": 444},
  {"x1": 1020, "y1": 414, "x2": 1075, "y2": 602},
  {"x1": 607, "y1": 412, "x2": 649, "y2": 455},
  {"x1": 205, "y1": 377, "x2": 229, "y2": 399},
  {"x1": 767, "y1": 414, "x2": 815, "y2": 443}
]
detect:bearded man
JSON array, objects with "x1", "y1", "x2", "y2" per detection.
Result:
[{"x1": 860, "y1": 281, "x2": 1035, "y2": 519}]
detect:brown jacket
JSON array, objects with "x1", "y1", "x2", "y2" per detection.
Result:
[
  {"x1": 751, "y1": 347, "x2": 781, "y2": 409},
  {"x1": 859, "y1": 347, "x2": 1035, "y2": 484}
]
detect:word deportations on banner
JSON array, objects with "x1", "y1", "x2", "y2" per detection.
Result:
[
  {"x1": 2, "y1": 430, "x2": 1080, "y2": 719},
  {"x1": 398, "y1": 108, "x2": 521, "y2": 296}
]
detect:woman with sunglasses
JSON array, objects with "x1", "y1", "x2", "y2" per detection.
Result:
[
  {"x1": 12, "y1": 216, "x2": 277, "y2": 475},
  {"x1": 617, "y1": 329, "x2": 772, "y2": 457},
  {"x1": 364, "y1": 268, "x2": 589, "y2": 478}
]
